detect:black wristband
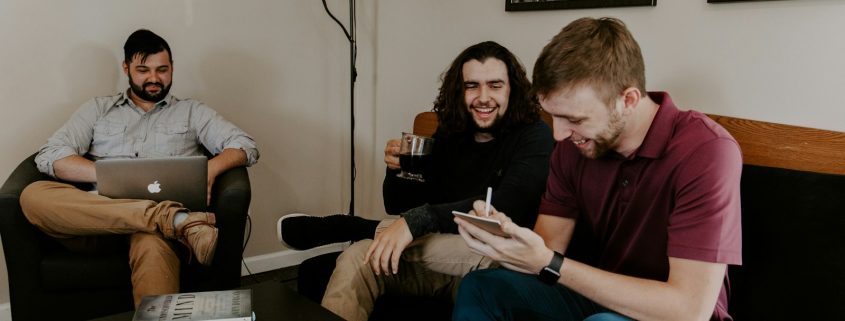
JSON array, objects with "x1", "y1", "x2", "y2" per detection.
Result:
[
  {"x1": 401, "y1": 204, "x2": 437, "y2": 238},
  {"x1": 538, "y1": 251, "x2": 564, "y2": 285}
]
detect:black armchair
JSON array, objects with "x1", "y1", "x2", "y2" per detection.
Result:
[{"x1": 0, "y1": 153, "x2": 251, "y2": 321}]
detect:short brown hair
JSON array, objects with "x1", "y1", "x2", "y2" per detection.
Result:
[{"x1": 533, "y1": 17, "x2": 645, "y2": 105}]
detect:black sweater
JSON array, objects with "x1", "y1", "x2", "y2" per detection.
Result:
[{"x1": 383, "y1": 120, "x2": 554, "y2": 238}]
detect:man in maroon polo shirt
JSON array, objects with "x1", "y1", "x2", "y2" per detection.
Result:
[{"x1": 452, "y1": 17, "x2": 742, "y2": 321}]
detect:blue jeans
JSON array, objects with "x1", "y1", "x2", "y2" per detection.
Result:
[
  {"x1": 583, "y1": 313, "x2": 635, "y2": 321},
  {"x1": 453, "y1": 268, "x2": 635, "y2": 321}
]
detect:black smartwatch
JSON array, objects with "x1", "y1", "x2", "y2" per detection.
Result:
[{"x1": 538, "y1": 251, "x2": 564, "y2": 285}]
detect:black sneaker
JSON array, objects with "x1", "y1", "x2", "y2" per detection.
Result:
[{"x1": 276, "y1": 213, "x2": 379, "y2": 250}]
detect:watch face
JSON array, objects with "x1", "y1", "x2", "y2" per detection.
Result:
[
  {"x1": 539, "y1": 266, "x2": 561, "y2": 284},
  {"x1": 539, "y1": 251, "x2": 564, "y2": 285}
]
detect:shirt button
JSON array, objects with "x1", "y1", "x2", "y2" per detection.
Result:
[{"x1": 621, "y1": 179, "x2": 629, "y2": 187}]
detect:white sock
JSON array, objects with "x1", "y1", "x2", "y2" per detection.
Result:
[{"x1": 173, "y1": 211, "x2": 189, "y2": 227}]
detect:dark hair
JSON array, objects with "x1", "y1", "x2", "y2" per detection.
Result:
[
  {"x1": 533, "y1": 17, "x2": 645, "y2": 105},
  {"x1": 123, "y1": 29, "x2": 172, "y2": 64},
  {"x1": 433, "y1": 41, "x2": 540, "y2": 137}
]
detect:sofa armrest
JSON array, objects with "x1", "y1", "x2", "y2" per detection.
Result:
[
  {"x1": 192, "y1": 166, "x2": 251, "y2": 290},
  {"x1": 211, "y1": 166, "x2": 252, "y2": 208},
  {"x1": 0, "y1": 153, "x2": 51, "y2": 194},
  {"x1": 0, "y1": 153, "x2": 55, "y2": 307},
  {"x1": 0, "y1": 153, "x2": 52, "y2": 253}
]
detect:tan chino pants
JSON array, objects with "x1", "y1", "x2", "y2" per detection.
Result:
[
  {"x1": 20, "y1": 181, "x2": 187, "y2": 306},
  {"x1": 321, "y1": 219, "x2": 496, "y2": 321}
]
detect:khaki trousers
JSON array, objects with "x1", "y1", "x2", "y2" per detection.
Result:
[
  {"x1": 321, "y1": 219, "x2": 496, "y2": 321},
  {"x1": 19, "y1": 181, "x2": 186, "y2": 306}
]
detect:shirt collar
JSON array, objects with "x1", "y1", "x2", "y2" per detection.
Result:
[
  {"x1": 159, "y1": 94, "x2": 174, "y2": 107},
  {"x1": 110, "y1": 91, "x2": 131, "y2": 109},
  {"x1": 634, "y1": 91, "x2": 679, "y2": 159}
]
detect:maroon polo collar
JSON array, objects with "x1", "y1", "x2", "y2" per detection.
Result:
[{"x1": 633, "y1": 91, "x2": 679, "y2": 159}]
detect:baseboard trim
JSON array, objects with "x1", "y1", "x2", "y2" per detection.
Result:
[
  {"x1": 241, "y1": 242, "x2": 347, "y2": 276},
  {"x1": 0, "y1": 302, "x2": 10, "y2": 321}
]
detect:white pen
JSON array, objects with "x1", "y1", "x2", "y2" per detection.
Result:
[{"x1": 484, "y1": 187, "x2": 492, "y2": 217}]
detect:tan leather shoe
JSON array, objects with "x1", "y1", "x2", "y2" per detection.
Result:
[{"x1": 176, "y1": 212, "x2": 218, "y2": 266}]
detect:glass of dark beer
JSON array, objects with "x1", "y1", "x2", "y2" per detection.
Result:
[{"x1": 397, "y1": 132, "x2": 434, "y2": 182}]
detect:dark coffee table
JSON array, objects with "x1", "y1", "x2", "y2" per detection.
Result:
[{"x1": 90, "y1": 281, "x2": 344, "y2": 321}]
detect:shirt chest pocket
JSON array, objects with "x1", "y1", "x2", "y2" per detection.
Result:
[
  {"x1": 92, "y1": 121, "x2": 127, "y2": 156},
  {"x1": 153, "y1": 122, "x2": 195, "y2": 155}
]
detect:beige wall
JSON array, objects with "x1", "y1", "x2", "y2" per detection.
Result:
[
  {"x1": 0, "y1": 0, "x2": 379, "y2": 305},
  {"x1": 368, "y1": 0, "x2": 845, "y2": 211},
  {"x1": 2, "y1": 0, "x2": 844, "y2": 308}
]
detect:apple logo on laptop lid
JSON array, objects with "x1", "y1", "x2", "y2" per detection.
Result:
[{"x1": 147, "y1": 181, "x2": 162, "y2": 194}]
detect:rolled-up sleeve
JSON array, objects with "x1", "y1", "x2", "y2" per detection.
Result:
[
  {"x1": 35, "y1": 100, "x2": 98, "y2": 177},
  {"x1": 191, "y1": 103, "x2": 259, "y2": 166}
]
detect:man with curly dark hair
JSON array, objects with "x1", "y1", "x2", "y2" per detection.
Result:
[{"x1": 278, "y1": 41, "x2": 554, "y2": 321}]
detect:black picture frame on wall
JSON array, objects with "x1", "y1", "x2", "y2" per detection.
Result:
[
  {"x1": 708, "y1": 0, "x2": 782, "y2": 2},
  {"x1": 506, "y1": 0, "x2": 656, "y2": 12}
]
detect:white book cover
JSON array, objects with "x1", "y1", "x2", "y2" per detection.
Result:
[{"x1": 132, "y1": 289, "x2": 253, "y2": 321}]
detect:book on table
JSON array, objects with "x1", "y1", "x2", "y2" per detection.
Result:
[{"x1": 132, "y1": 289, "x2": 254, "y2": 321}]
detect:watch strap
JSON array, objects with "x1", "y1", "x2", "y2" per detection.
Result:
[{"x1": 538, "y1": 251, "x2": 564, "y2": 285}]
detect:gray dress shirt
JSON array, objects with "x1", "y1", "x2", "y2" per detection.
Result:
[{"x1": 36, "y1": 91, "x2": 259, "y2": 177}]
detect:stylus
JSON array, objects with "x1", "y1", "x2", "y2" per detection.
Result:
[{"x1": 484, "y1": 187, "x2": 492, "y2": 217}]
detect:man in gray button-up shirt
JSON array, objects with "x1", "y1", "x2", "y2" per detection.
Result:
[{"x1": 19, "y1": 29, "x2": 259, "y2": 307}]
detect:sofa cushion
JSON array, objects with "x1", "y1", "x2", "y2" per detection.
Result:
[
  {"x1": 729, "y1": 165, "x2": 845, "y2": 320},
  {"x1": 41, "y1": 249, "x2": 131, "y2": 291},
  {"x1": 298, "y1": 251, "x2": 341, "y2": 303},
  {"x1": 38, "y1": 234, "x2": 130, "y2": 291}
]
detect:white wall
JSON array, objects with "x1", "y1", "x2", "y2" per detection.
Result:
[{"x1": 2, "y1": 0, "x2": 844, "y2": 312}]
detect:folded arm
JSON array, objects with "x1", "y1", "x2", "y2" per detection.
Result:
[
  {"x1": 53, "y1": 155, "x2": 96, "y2": 183},
  {"x1": 36, "y1": 99, "x2": 99, "y2": 179},
  {"x1": 192, "y1": 102, "x2": 259, "y2": 166}
]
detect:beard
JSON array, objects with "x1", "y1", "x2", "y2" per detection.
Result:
[
  {"x1": 580, "y1": 108, "x2": 625, "y2": 159},
  {"x1": 128, "y1": 78, "x2": 171, "y2": 103},
  {"x1": 472, "y1": 112, "x2": 505, "y2": 134}
]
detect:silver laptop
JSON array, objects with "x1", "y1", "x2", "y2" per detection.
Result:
[{"x1": 95, "y1": 156, "x2": 208, "y2": 211}]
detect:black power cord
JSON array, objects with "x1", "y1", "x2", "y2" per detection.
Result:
[
  {"x1": 322, "y1": 0, "x2": 357, "y2": 216},
  {"x1": 241, "y1": 213, "x2": 260, "y2": 284},
  {"x1": 241, "y1": 2, "x2": 358, "y2": 283}
]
